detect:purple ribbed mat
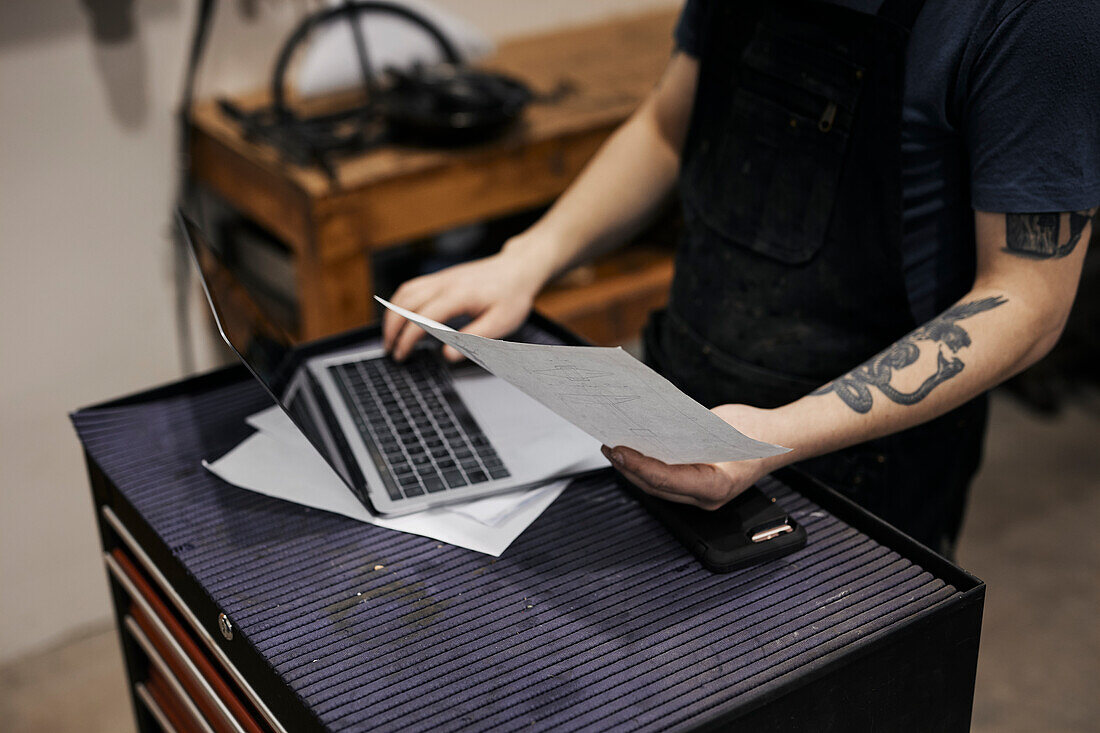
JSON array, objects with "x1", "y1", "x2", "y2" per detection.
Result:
[{"x1": 74, "y1": 374, "x2": 959, "y2": 731}]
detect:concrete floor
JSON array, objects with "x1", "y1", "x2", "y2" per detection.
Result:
[
  {"x1": 1, "y1": 393, "x2": 1097, "y2": 732},
  {"x1": 958, "y1": 394, "x2": 1100, "y2": 733}
]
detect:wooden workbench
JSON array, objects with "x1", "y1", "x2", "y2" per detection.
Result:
[{"x1": 189, "y1": 10, "x2": 678, "y2": 343}]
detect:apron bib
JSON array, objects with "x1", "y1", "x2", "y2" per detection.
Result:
[{"x1": 644, "y1": 0, "x2": 987, "y2": 555}]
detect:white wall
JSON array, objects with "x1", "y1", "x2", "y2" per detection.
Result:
[{"x1": 0, "y1": 0, "x2": 676, "y2": 663}]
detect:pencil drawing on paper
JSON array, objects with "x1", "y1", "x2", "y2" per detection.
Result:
[
  {"x1": 531, "y1": 365, "x2": 613, "y2": 382},
  {"x1": 375, "y1": 296, "x2": 789, "y2": 464}
]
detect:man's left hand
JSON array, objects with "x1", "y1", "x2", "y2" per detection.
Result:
[{"x1": 601, "y1": 404, "x2": 792, "y2": 510}]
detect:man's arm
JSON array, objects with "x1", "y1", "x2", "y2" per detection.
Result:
[
  {"x1": 607, "y1": 207, "x2": 1094, "y2": 509},
  {"x1": 499, "y1": 51, "x2": 699, "y2": 286},
  {"x1": 383, "y1": 53, "x2": 699, "y2": 361}
]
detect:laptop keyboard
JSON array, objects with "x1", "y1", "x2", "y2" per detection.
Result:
[{"x1": 329, "y1": 352, "x2": 510, "y2": 501}]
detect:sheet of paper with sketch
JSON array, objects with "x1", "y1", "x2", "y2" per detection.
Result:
[{"x1": 376, "y1": 297, "x2": 789, "y2": 465}]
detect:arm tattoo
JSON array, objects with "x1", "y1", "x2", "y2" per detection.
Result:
[
  {"x1": 812, "y1": 296, "x2": 1007, "y2": 414},
  {"x1": 1004, "y1": 209, "x2": 1095, "y2": 259}
]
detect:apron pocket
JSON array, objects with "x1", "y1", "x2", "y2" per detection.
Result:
[{"x1": 681, "y1": 20, "x2": 862, "y2": 265}]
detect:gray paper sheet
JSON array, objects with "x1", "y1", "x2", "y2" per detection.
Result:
[{"x1": 377, "y1": 297, "x2": 789, "y2": 464}]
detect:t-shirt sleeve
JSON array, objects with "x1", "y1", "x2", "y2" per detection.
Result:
[
  {"x1": 674, "y1": 0, "x2": 705, "y2": 58},
  {"x1": 965, "y1": 0, "x2": 1100, "y2": 213}
]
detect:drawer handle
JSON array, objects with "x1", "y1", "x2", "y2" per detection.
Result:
[
  {"x1": 124, "y1": 615, "x2": 216, "y2": 733},
  {"x1": 101, "y1": 506, "x2": 288, "y2": 733},
  {"x1": 108, "y1": 556, "x2": 246, "y2": 733},
  {"x1": 134, "y1": 681, "x2": 180, "y2": 733}
]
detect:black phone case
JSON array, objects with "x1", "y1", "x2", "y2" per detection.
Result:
[{"x1": 626, "y1": 479, "x2": 807, "y2": 573}]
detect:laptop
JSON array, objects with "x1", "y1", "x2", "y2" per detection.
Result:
[{"x1": 180, "y1": 210, "x2": 599, "y2": 516}]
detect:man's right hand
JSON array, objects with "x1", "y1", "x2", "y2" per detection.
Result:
[
  {"x1": 382, "y1": 52, "x2": 698, "y2": 363},
  {"x1": 382, "y1": 245, "x2": 546, "y2": 362}
]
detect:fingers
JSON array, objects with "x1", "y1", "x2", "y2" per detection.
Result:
[
  {"x1": 383, "y1": 256, "x2": 533, "y2": 362},
  {"x1": 382, "y1": 310, "x2": 407, "y2": 354},
  {"x1": 385, "y1": 278, "x2": 457, "y2": 362},
  {"x1": 441, "y1": 345, "x2": 466, "y2": 362},
  {"x1": 391, "y1": 297, "x2": 469, "y2": 361},
  {"x1": 614, "y1": 447, "x2": 718, "y2": 492},
  {"x1": 619, "y1": 465, "x2": 705, "y2": 506},
  {"x1": 601, "y1": 445, "x2": 729, "y2": 510},
  {"x1": 443, "y1": 305, "x2": 524, "y2": 362},
  {"x1": 383, "y1": 278, "x2": 437, "y2": 354},
  {"x1": 611, "y1": 442, "x2": 677, "y2": 488}
]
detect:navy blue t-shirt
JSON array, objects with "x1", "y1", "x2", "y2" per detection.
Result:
[{"x1": 675, "y1": 0, "x2": 1100, "y2": 322}]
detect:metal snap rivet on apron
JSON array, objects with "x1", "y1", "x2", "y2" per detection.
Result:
[
  {"x1": 789, "y1": 118, "x2": 798, "y2": 128},
  {"x1": 818, "y1": 102, "x2": 838, "y2": 133},
  {"x1": 218, "y1": 613, "x2": 234, "y2": 640},
  {"x1": 855, "y1": 69, "x2": 864, "y2": 80}
]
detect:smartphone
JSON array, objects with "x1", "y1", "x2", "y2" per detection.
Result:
[{"x1": 625, "y1": 478, "x2": 807, "y2": 573}]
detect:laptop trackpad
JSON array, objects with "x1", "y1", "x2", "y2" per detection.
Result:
[{"x1": 451, "y1": 366, "x2": 603, "y2": 483}]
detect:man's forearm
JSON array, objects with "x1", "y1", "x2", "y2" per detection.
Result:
[
  {"x1": 762, "y1": 285, "x2": 1065, "y2": 466},
  {"x1": 603, "y1": 210, "x2": 1089, "y2": 512},
  {"x1": 500, "y1": 54, "x2": 697, "y2": 290},
  {"x1": 501, "y1": 103, "x2": 680, "y2": 289}
]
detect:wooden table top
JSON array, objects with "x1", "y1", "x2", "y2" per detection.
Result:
[{"x1": 189, "y1": 9, "x2": 677, "y2": 199}]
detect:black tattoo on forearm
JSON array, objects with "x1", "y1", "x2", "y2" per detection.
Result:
[
  {"x1": 1004, "y1": 209, "x2": 1095, "y2": 259},
  {"x1": 812, "y1": 296, "x2": 1008, "y2": 414}
]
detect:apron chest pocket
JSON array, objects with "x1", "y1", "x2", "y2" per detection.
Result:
[{"x1": 682, "y1": 22, "x2": 864, "y2": 265}]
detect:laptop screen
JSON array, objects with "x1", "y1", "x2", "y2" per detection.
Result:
[
  {"x1": 178, "y1": 210, "x2": 300, "y2": 403},
  {"x1": 180, "y1": 209, "x2": 370, "y2": 499}
]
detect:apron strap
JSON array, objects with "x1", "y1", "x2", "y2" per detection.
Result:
[{"x1": 876, "y1": 0, "x2": 927, "y2": 31}]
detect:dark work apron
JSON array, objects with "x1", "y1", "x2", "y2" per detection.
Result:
[{"x1": 643, "y1": 0, "x2": 987, "y2": 556}]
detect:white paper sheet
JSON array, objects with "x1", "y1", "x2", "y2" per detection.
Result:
[
  {"x1": 208, "y1": 406, "x2": 573, "y2": 556},
  {"x1": 377, "y1": 297, "x2": 790, "y2": 464}
]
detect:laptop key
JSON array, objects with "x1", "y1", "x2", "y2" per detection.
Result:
[
  {"x1": 403, "y1": 483, "x2": 425, "y2": 497},
  {"x1": 488, "y1": 466, "x2": 510, "y2": 480},
  {"x1": 443, "y1": 470, "x2": 467, "y2": 488},
  {"x1": 466, "y1": 469, "x2": 487, "y2": 483},
  {"x1": 423, "y1": 477, "x2": 446, "y2": 493}
]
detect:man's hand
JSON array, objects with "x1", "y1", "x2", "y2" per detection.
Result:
[
  {"x1": 382, "y1": 53, "x2": 699, "y2": 363},
  {"x1": 382, "y1": 247, "x2": 546, "y2": 362},
  {"x1": 602, "y1": 404, "x2": 794, "y2": 510}
]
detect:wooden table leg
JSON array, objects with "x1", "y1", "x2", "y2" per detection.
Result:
[{"x1": 297, "y1": 212, "x2": 375, "y2": 341}]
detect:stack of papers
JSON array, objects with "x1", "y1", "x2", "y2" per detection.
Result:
[{"x1": 205, "y1": 405, "x2": 579, "y2": 556}]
